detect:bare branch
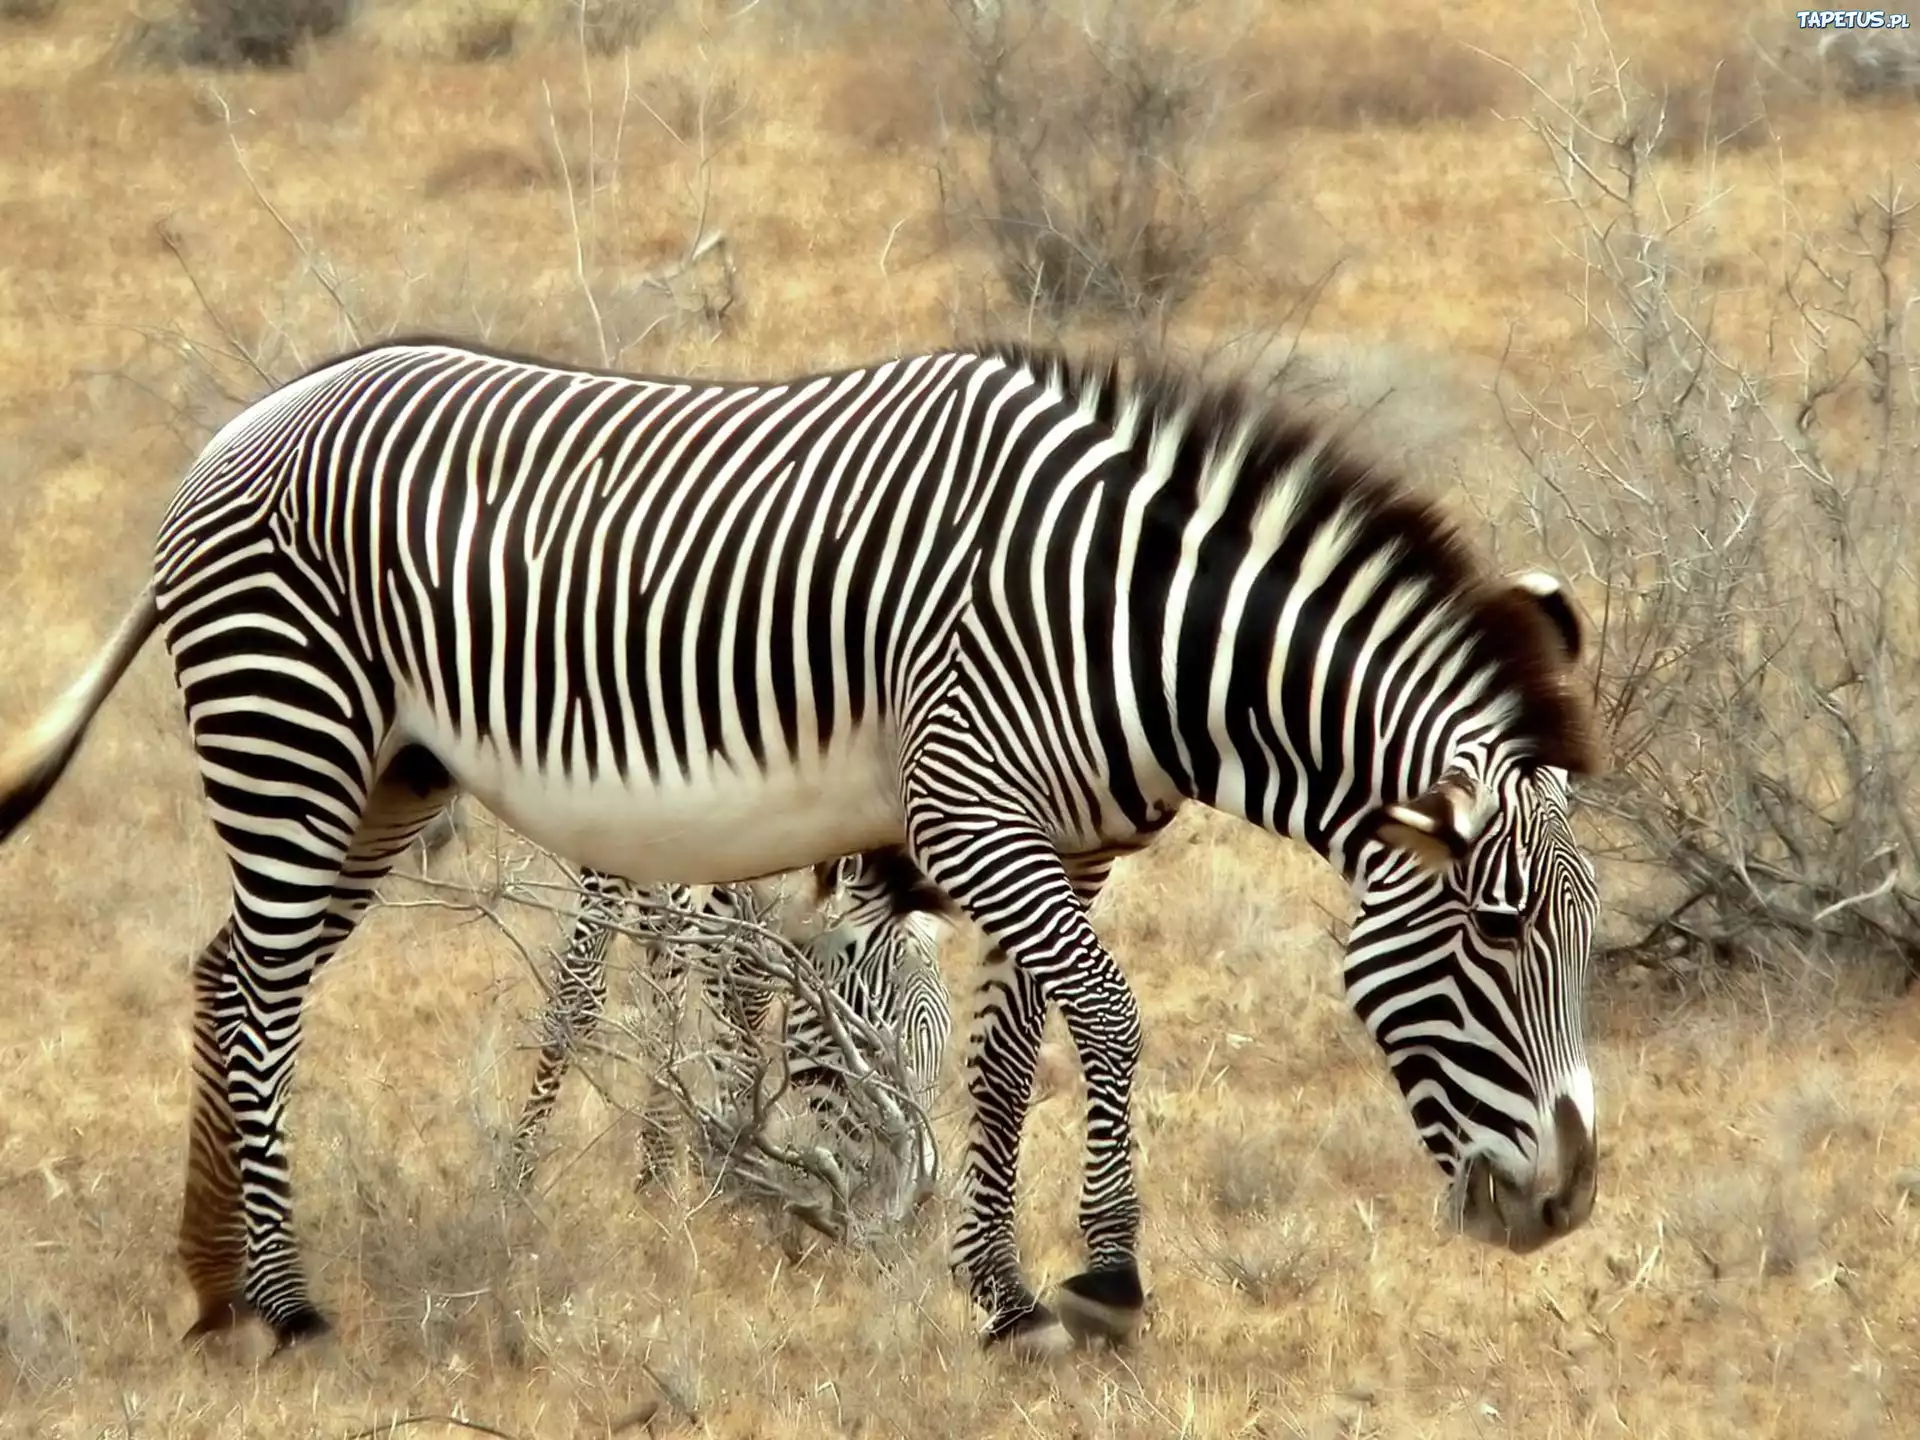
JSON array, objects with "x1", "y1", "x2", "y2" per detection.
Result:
[{"x1": 1502, "y1": 23, "x2": 1920, "y2": 989}]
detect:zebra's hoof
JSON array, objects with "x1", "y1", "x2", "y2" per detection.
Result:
[
  {"x1": 1054, "y1": 1266, "x2": 1145, "y2": 1346},
  {"x1": 268, "y1": 1305, "x2": 334, "y2": 1356},
  {"x1": 983, "y1": 1302, "x2": 1073, "y2": 1361},
  {"x1": 181, "y1": 1298, "x2": 249, "y2": 1345}
]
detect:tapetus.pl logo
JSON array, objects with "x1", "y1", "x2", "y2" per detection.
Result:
[{"x1": 1797, "y1": 8, "x2": 1911, "y2": 23}]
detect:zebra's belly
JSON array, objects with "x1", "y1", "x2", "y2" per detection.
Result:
[{"x1": 397, "y1": 707, "x2": 905, "y2": 885}]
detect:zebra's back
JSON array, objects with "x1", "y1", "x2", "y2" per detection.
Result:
[{"x1": 153, "y1": 340, "x2": 1055, "y2": 885}]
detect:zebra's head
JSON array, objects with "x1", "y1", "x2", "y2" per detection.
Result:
[
  {"x1": 794, "y1": 847, "x2": 958, "y2": 1199},
  {"x1": 1344, "y1": 573, "x2": 1603, "y2": 1255}
]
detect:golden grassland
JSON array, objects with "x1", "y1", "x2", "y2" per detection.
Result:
[{"x1": 2, "y1": 0, "x2": 1919, "y2": 1435}]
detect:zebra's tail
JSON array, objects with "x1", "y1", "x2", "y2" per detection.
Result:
[{"x1": 0, "y1": 583, "x2": 160, "y2": 842}]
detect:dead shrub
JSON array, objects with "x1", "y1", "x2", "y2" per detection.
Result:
[
  {"x1": 1203, "y1": 1124, "x2": 1292, "y2": 1218},
  {"x1": 0, "y1": 0, "x2": 60, "y2": 22},
  {"x1": 560, "y1": 0, "x2": 669, "y2": 54},
  {"x1": 1499, "y1": 31, "x2": 1920, "y2": 991},
  {"x1": 478, "y1": 859, "x2": 942, "y2": 1245},
  {"x1": 937, "y1": 0, "x2": 1269, "y2": 329},
  {"x1": 1813, "y1": 28, "x2": 1920, "y2": 101},
  {"x1": 366, "y1": 0, "x2": 533, "y2": 64},
  {"x1": 118, "y1": 0, "x2": 355, "y2": 69},
  {"x1": 110, "y1": 48, "x2": 743, "y2": 460},
  {"x1": 0, "y1": 1286, "x2": 80, "y2": 1402},
  {"x1": 816, "y1": 44, "x2": 954, "y2": 153},
  {"x1": 1634, "y1": 50, "x2": 1779, "y2": 157},
  {"x1": 643, "y1": 68, "x2": 747, "y2": 148},
  {"x1": 421, "y1": 144, "x2": 552, "y2": 199},
  {"x1": 445, "y1": 0, "x2": 521, "y2": 62},
  {"x1": 810, "y1": 0, "x2": 963, "y2": 152},
  {"x1": 1198, "y1": 1219, "x2": 1325, "y2": 1305},
  {"x1": 1673, "y1": 1170, "x2": 1824, "y2": 1281}
]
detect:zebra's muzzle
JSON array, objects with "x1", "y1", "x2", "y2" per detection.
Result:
[{"x1": 1451, "y1": 1095, "x2": 1597, "y2": 1254}]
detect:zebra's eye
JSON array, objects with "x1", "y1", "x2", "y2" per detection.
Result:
[{"x1": 1475, "y1": 905, "x2": 1524, "y2": 946}]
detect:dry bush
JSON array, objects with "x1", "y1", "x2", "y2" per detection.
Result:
[
  {"x1": 1633, "y1": 47, "x2": 1779, "y2": 157},
  {"x1": 1203, "y1": 1125, "x2": 1283, "y2": 1219},
  {"x1": 812, "y1": 1, "x2": 964, "y2": 153},
  {"x1": 1233, "y1": 23, "x2": 1517, "y2": 132},
  {"x1": 441, "y1": 0, "x2": 523, "y2": 63},
  {"x1": 562, "y1": 0, "x2": 670, "y2": 54},
  {"x1": 1801, "y1": 27, "x2": 1920, "y2": 102},
  {"x1": 394, "y1": 837, "x2": 945, "y2": 1249},
  {"x1": 1671, "y1": 1069, "x2": 1866, "y2": 1282},
  {"x1": 1189, "y1": 1214, "x2": 1326, "y2": 1306},
  {"x1": 0, "y1": 0, "x2": 59, "y2": 22},
  {"x1": 369, "y1": 0, "x2": 658, "y2": 65},
  {"x1": 115, "y1": 52, "x2": 743, "y2": 453},
  {"x1": 729, "y1": 0, "x2": 903, "y2": 49},
  {"x1": 1821, "y1": 29, "x2": 1920, "y2": 100},
  {"x1": 936, "y1": 0, "x2": 1270, "y2": 330},
  {"x1": 1499, "y1": 33, "x2": 1920, "y2": 991},
  {"x1": 1747, "y1": 14, "x2": 1920, "y2": 108},
  {"x1": 1673, "y1": 1170, "x2": 1822, "y2": 1280},
  {"x1": 117, "y1": 0, "x2": 355, "y2": 69},
  {"x1": 419, "y1": 143, "x2": 553, "y2": 198},
  {"x1": 0, "y1": 1276, "x2": 80, "y2": 1408},
  {"x1": 635, "y1": 66, "x2": 748, "y2": 149}
]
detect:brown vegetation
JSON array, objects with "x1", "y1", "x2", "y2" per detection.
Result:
[{"x1": 3, "y1": 0, "x2": 1920, "y2": 1434}]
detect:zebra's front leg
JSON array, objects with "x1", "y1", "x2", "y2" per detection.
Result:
[
  {"x1": 909, "y1": 807, "x2": 1146, "y2": 1355},
  {"x1": 1046, "y1": 850, "x2": 1144, "y2": 1344}
]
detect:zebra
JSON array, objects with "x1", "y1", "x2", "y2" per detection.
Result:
[
  {"x1": 0, "y1": 337, "x2": 1604, "y2": 1357},
  {"x1": 507, "y1": 846, "x2": 957, "y2": 1202},
  {"x1": 765, "y1": 846, "x2": 958, "y2": 1212}
]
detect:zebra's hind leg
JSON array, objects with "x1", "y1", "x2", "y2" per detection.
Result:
[
  {"x1": 633, "y1": 885, "x2": 700, "y2": 1188},
  {"x1": 508, "y1": 869, "x2": 625, "y2": 1191},
  {"x1": 180, "y1": 734, "x2": 456, "y2": 1352},
  {"x1": 633, "y1": 882, "x2": 767, "y2": 1189},
  {"x1": 178, "y1": 922, "x2": 247, "y2": 1340}
]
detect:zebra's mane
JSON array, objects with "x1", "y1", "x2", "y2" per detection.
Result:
[{"x1": 976, "y1": 340, "x2": 1604, "y2": 779}]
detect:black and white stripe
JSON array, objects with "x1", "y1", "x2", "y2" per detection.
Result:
[{"x1": 0, "y1": 338, "x2": 1603, "y2": 1354}]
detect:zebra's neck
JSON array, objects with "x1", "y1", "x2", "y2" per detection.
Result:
[
  {"x1": 1056, "y1": 362, "x2": 1556, "y2": 879},
  {"x1": 1118, "y1": 523, "x2": 1519, "y2": 876}
]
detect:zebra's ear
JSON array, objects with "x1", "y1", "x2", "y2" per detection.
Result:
[
  {"x1": 1368, "y1": 773, "x2": 1484, "y2": 873},
  {"x1": 1505, "y1": 570, "x2": 1586, "y2": 668},
  {"x1": 806, "y1": 858, "x2": 843, "y2": 903}
]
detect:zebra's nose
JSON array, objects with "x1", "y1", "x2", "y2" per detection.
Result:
[{"x1": 1535, "y1": 1093, "x2": 1597, "y2": 1237}]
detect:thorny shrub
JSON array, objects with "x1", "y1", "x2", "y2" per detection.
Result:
[
  {"x1": 119, "y1": 0, "x2": 355, "y2": 69},
  {"x1": 1500, "y1": 40, "x2": 1920, "y2": 989},
  {"x1": 936, "y1": 0, "x2": 1268, "y2": 330}
]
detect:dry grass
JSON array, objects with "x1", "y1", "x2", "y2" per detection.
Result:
[{"x1": 4, "y1": 0, "x2": 1920, "y2": 1435}]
